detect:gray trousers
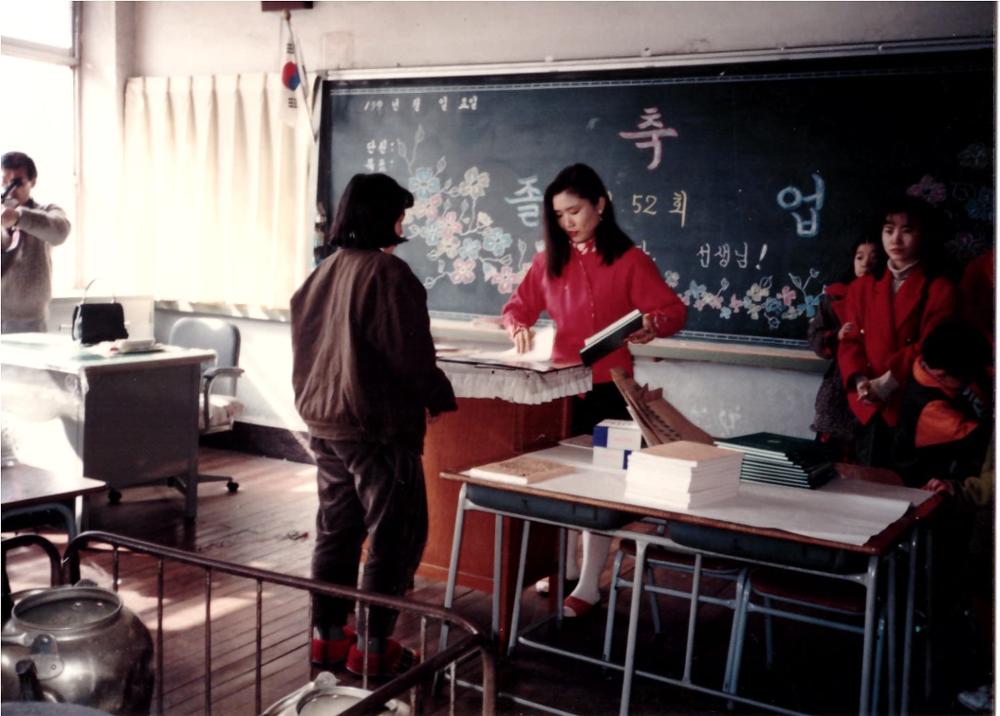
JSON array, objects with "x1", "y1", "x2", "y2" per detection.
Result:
[{"x1": 310, "y1": 437, "x2": 428, "y2": 639}]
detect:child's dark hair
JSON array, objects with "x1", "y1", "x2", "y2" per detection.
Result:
[
  {"x1": 542, "y1": 164, "x2": 633, "y2": 277},
  {"x1": 921, "y1": 319, "x2": 992, "y2": 384},
  {"x1": 326, "y1": 173, "x2": 414, "y2": 252},
  {"x1": 840, "y1": 237, "x2": 886, "y2": 283}
]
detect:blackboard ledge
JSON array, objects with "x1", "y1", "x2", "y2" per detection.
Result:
[
  {"x1": 429, "y1": 317, "x2": 825, "y2": 373},
  {"x1": 631, "y1": 339, "x2": 824, "y2": 373}
]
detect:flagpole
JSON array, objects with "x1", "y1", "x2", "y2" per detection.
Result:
[{"x1": 283, "y1": 9, "x2": 318, "y2": 140}]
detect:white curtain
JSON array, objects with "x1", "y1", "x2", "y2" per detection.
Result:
[{"x1": 112, "y1": 73, "x2": 314, "y2": 309}]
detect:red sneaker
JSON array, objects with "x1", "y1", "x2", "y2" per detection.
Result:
[
  {"x1": 310, "y1": 625, "x2": 357, "y2": 668},
  {"x1": 345, "y1": 638, "x2": 418, "y2": 678}
]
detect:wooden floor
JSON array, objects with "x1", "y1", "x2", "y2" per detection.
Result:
[{"x1": 2, "y1": 448, "x2": 930, "y2": 715}]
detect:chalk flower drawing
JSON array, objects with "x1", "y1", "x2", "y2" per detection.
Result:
[
  {"x1": 666, "y1": 266, "x2": 817, "y2": 331},
  {"x1": 398, "y1": 125, "x2": 531, "y2": 293},
  {"x1": 906, "y1": 175, "x2": 947, "y2": 206},
  {"x1": 450, "y1": 258, "x2": 476, "y2": 284}
]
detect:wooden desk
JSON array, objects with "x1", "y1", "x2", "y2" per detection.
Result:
[
  {"x1": 419, "y1": 348, "x2": 590, "y2": 639},
  {"x1": 1, "y1": 334, "x2": 215, "y2": 518},
  {"x1": 1, "y1": 463, "x2": 107, "y2": 538},
  {"x1": 441, "y1": 453, "x2": 941, "y2": 716}
]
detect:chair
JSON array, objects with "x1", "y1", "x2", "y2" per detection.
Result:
[
  {"x1": 726, "y1": 566, "x2": 888, "y2": 713},
  {"x1": 602, "y1": 530, "x2": 748, "y2": 688},
  {"x1": 167, "y1": 316, "x2": 245, "y2": 494}
]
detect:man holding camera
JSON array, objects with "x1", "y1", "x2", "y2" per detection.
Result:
[{"x1": 2, "y1": 151, "x2": 71, "y2": 334}]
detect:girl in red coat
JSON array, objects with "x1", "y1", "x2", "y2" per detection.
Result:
[
  {"x1": 502, "y1": 163, "x2": 686, "y2": 617},
  {"x1": 807, "y1": 237, "x2": 884, "y2": 459},
  {"x1": 838, "y1": 196, "x2": 958, "y2": 467}
]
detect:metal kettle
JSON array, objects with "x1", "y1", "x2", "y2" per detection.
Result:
[
  {"x1": 259, "y1": 671, "x2": 411, "y2": 715},
  {"x1": 1, "y1": 582, "x2": 154, "y2": 715}
]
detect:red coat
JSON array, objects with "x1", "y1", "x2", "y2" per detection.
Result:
[
  {"x1": 502, "y1": 245, "x2": 686, "y2": 383},
  {"x1": 838, "y1": 265, "x2": 957, "y2": 426}
]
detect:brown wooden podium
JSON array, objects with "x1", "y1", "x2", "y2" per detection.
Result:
[{"x1": 417, "y1": 351, "x2": 590, "y2": 640}]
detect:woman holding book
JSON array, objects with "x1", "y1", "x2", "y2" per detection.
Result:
[{"x1": 501, "y1": 163, "x2": 686, "y2": 617}]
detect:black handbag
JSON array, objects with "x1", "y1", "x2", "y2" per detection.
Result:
[{"x1": 72, "y1": 279, "x2": 129, "y2": 345}]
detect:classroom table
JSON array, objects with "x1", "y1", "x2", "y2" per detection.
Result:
[
  {"x1": 1, "y1": 463, "x2": 107, "y2": 539},
  {"x1": 1, "y1": 333, "x2": 215, "y2": 518},
  {"x1": 440, "y1": 445, "x2": 942, "y2": 716}
]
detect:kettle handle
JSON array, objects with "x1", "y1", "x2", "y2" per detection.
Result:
[{"x1": 16, "y1": 659, "x2": 44, "y2": 702}]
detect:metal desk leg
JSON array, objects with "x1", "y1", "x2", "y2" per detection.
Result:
[
  {"x1": 682, "y1": 553, "x2": 703, "y2": 684},
  {"x1": 923, "y1": 530, "x2": 933, "y2": 704},
  {"x1": 901, "y1": 529, "x2": 919, "y2": 716},
  {"x1": 508, "y1": 520, "x2": 532, "y2": 656},
  {"x1": 439, "y1": 483, "x2": 469, "y2": 653},
  {"x1": 859, "y1": 555, "x2": 880, "y2": 716},
  {"x1": 182, "y1": 467, "x2": 199, "y2": 520},
  {"x1": 491, "y1": 511, "x2": 505, "y2": 641},
  {"x1": 556, "y1": 527, "x2": 567, "y2": 628},
  {"x1": 722, "y1": 569, "x2": 749, "y2": 694},
  {"x1": 619, "y1": 539, "x2": 647, "y2": 716},
  {"x1": 888, "y1": 551, "x2": 898, "y2": 715}
]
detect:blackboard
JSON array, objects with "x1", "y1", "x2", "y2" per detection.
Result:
[{"x1": 319, "y1": 50, "x2": 993, "y2": 348}]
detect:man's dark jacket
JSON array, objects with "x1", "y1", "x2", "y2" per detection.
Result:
[{"x1": 291, "y1": 247, "x2": 456, "y2": 452}]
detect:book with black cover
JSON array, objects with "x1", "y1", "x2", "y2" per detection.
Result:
[{"x1": 580, "y1": 309, "x2": 643, "y2": 366}]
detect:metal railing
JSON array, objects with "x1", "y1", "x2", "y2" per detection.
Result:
[{"x1": 5, "y1": 531, "x2": 496, "y2": 715}]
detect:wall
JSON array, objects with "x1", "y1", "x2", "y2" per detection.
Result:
[
  {"x1": 84, "y1": 1, "x2": 994, "y2": 439},
  {"x1": 127, "y1": 1, "x2": 994, "y2": 76}
]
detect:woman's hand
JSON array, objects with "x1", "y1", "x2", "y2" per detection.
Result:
[
  {"x1": 854, "y1": 377, "x2": 880, "y2": 404},
  {"x1": 922, "y1": 478, "x2": 956, "y2": 496},
  {"x1": 626, "y1": 314, "x2": 657, "y2": 344},
  {"x1": 838, "y1": 321, "x2": 857, "y2": 341},
  {"x1": 509, "y1": 325, "x2": 534, "y2": 353}
]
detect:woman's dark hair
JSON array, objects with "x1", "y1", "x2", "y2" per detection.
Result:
[
  {"x1": 880, "y1": 194, "x2": 956, "y2": 279},
  {"x1": 542, "y1": 164, "x2": 633, "y2": 277},
  {"x1": 326, "y1": 173, "x2": 414, "y2": 251},
  {"x1": 839, "y1": 236, "x2": 887, "y2": 284}
]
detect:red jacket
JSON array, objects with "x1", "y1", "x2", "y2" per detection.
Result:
[
  {"x1": 838, "y1": 265, "x2": 957, "y2": 426},
  {"x1": 502, "y1": 245, "x2": 686, "y2": 383}
]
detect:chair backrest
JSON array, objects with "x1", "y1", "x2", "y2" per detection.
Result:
[{"x1": 168, "y1": 317, "x2": 241, "y2": 394}]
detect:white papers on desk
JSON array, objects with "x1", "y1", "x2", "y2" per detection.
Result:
[
  {"x1": 526, "y1": 464, "x2": 917, "y2": 546},
  {"x1": 466, "y1": 326, "x2": 555, "y2": 364}
]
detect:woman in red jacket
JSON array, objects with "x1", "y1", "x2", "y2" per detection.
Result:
[
  {"x1": 502, "y1": 163, "x2": 686, "y2": 617},
  {"x1": 838, "y1": 196, "x2": 958, "y2": 467}
]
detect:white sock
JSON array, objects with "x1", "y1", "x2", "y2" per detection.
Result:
[
  {"x1": 564, "y1": 530, "x2": 581, "y2": 580},
  {"x1": 567, "y1": 531, "x2": 611, "y2": 606}
]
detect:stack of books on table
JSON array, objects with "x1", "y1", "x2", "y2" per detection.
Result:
[
  {"x1": 624, "y1": 440, "x2": 743, "y2": 509},
  {"x1": 713, "y1": 433, "x2": 838, "y2": 489},
  {"x1": 592, "y1": 418, "x2": 644, "y2": 469}
]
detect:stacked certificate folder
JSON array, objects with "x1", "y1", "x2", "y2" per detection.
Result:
[
  {"x1": 713, "y1": 433, "x2": 838, "y2": 489},
  {"x1": 468, "y1": 455, "x2": 574, "y2": 485},
  {"x1": 624, "y1": 440, "x2": 743, "y2": 509}
]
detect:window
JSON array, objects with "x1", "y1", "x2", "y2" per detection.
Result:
[{"x1": 1, "y1": 0, "x2": 78, "y2": 294}]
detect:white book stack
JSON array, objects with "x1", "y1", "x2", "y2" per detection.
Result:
[
  {"x1": 592, "y1": 418, "x2": 644, "y2": 470},
  {"x1": 625, "y1": 440, "x2": 743, "y2": 509}
]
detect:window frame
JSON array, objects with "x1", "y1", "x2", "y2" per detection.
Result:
[{"x1": 1, "y1": 1, "x2": 81, "y2": 290}]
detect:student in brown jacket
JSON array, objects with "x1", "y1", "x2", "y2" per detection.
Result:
[{"x1": 291, "y1": 173, "x2": 456, "y2": 677}]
